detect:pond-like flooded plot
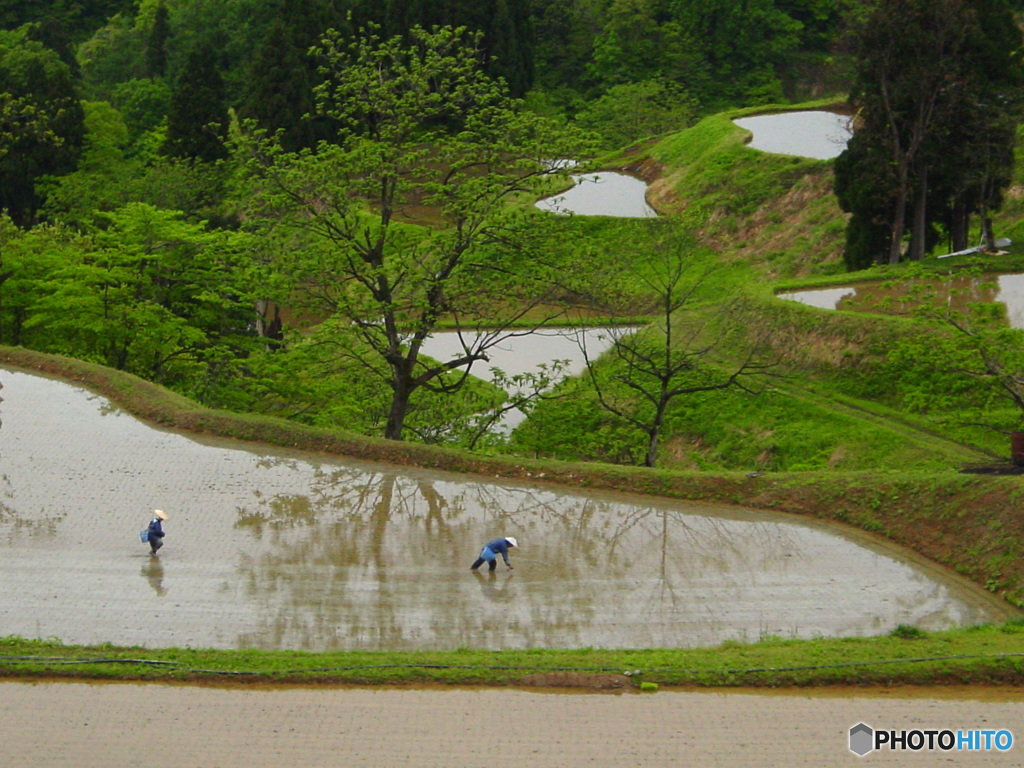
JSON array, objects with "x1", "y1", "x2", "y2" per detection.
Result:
[
  {"x1": 733, "y1": 110, "x2": 853, "y2": 160},
  {"x1": 535, "y1": 172, "x2": 657, "y2": 218},
  {"x1": 0, "y1": 368, "x2": 1014, "y2": 651},
  {"x1": 420, "y1": 327, "x2": 624, "y2": 430},
  {"x1": 778, "y1": 272, "x2": 1024, "y2": 330}
]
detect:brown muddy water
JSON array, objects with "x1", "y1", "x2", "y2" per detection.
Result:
[{"x1": 0, "y1": 367, "x2": 1015, "y2": 652}]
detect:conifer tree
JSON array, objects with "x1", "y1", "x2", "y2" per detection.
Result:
[
  {"x1": 145, "y1": 2, "x2": 170, "y2": 78},
  {"x1": 243, "y1": 18, "x2": 317, "y2": 152},
  {"x1": 163, "y1": 45, "x2": 228, "y2": 162}
]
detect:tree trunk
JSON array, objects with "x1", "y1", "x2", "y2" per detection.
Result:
[
  {"x1": 888, "y1": 163, "x2": 909, "y2": 264},
  {"x1": 908, "y1": 168, "x2": 928, "y2": 260},
  {"x1": 980, "y1": 204, "x2": 996, "y2": 251},
  {"x1": 950, "y1": 196, "x2": 969, "y2": 252},
  {"x1": 384, "y1": 371, "x2": 414, "y2": 440},
  {"x1": 644, "y1": 401, "x2": 667, "y2": 468}
]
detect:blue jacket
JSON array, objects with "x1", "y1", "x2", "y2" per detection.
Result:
[
  {"x1": 147, "y1": 519, "x2": 165, "y2": 539},
  {"x1": 484, "y1": 538, "x2": 511, "y2": 565}
]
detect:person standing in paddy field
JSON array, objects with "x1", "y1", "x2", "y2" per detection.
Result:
[
  {"x1": 146, "y1": 509, "x2": 167, "y2": 555},
  {"x1": 470, "y1": 536, "x2": 517, "y2": 572}
]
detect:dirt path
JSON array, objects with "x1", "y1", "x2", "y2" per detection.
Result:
[{"x1": 3, "y1": 681, "x2": 1023, "y2": 767}]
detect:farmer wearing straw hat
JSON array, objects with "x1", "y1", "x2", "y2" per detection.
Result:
[
  {"x1": 147, "y1": 509, "x2": 168, "y2": 555},
  {"x1": 470, "y1": 536, "x2": 517, "y2": 572}
]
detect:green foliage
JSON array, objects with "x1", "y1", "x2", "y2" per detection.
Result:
[
  {"x1": 836, "y1": 0, "x2": 1024, "y2": 267},
  {"x1": 110, "y1": 78, "x2": 170, "y2": 148},
  {"x1": 236, "y1": 25, "x2": 594, "y2": 441},
  {"x1": 163, "y1": 45, "x2": 227, "y2": 162},
  {"x1": 4, "y1": 203, "x2": 258, "y2": 401},
  {"x1": 0, "y1": 27, "x2": 85, "y2": 224},
  {"x1": 574, "y1": 79, "x2": 698, "y2": 150}
]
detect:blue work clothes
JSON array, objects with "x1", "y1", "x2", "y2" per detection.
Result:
[{"x1": 481, "y1": 538, "x2": 512, "y2": 566}]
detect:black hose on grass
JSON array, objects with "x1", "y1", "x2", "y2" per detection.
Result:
[{"x1": 2, "y1": 652, "x2": 1024, "y2": 680}]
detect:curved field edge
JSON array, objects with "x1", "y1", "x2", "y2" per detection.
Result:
[
  {"x1": 3, "y1": 345, "x2": 1024, "y2": 689},
  {"x1": 3, "y1": 623, "x2": 1024, "y2": 689}
]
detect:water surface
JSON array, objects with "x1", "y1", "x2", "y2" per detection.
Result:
[
  {"x1": 778, "y1": 272, "x2": 1024, "y2": 329},
  {"x1": 421, "y1": 327, "x2": 622, "y2": 429},
  {"x1": 733, "y1": 110, "x2": 853, "y2": 160},
  {"x1": 0, "y1": 368, "x2": 1013, "y2": 651},
  {"x1": 535, "y1": 172, "x2": 656, "y2": 218}
]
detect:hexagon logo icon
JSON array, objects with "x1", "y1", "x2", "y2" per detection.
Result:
[{"x1": 850, "y1": 723, "x2": 874, "y2": 756}]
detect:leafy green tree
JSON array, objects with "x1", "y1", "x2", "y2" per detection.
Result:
[
  {"x1": 0, "y1": 215, "x2": 86, "y2": 345},
  {"x1": 40, "y1": 100, "x2": 133, "y2": 226},
  {"x1": 531, "y1": 0, "x2": 603, "y2": 93},
  {"x1": 667, "y1": 0, "x2": 801, "y2": 106},
  {"x1": 26, "y1": 203, "x2": 256, "y2": 398},
  {"x1": 237, "y1": 25, "x2": 592, "y2": 441},
  {"x1": 163, "y1": 45, "x2": 228, "y2": 162},
  {"x1": 0, "y1": 28, "x2": 84, "y2": 225},
  {"x1": 588, "y1": 0, "x2": 666, "y2": 88},
  {"x1": 575, "y1": 78, "x2": 697, "y2": 149},
  {"x1": 111, "y1": 77, "x2": 171, "y2": 148}
]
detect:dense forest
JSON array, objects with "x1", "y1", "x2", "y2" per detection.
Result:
[{"x1": 3, "y1": 0, "x2": 1024, "y2": 470}]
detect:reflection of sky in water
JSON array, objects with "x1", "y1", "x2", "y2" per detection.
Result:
[
  {"x1": 733, "y1": 111, "x2": 853, "y2": 160},
  {"x1": 779, "y1": 273, "x2": 1024, "y2": 330},
  {"x1": 0, "y1": 369, "x2": 1013, "y2": 652},
  {"x1": 776, "y1": 287, "x2": 856, "y2": 311},
  {"x1": 535, "y1": 172, "x2": 657, "y2": 218},
  {"x1": 420, "y1": 327, "x2": 623, "y2": 429}
]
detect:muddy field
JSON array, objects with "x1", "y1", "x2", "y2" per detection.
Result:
[
  {"x1": 3, "y1": 680, "x2": 1023, "y2": 768},
  {"x1": 0, "y1": 367, "x2": 1015, "y2": 652}
]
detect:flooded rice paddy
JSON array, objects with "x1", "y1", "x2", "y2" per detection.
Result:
[
  {"x1": 535, "y1": 172, "x2": 657, "y2": 218},
  {"x1": 733, "y1": 110, "x2": 854, "y2": 160},
  {"x1": 0, "y1": 368, "x2": 1014, "y2": 652},
  {"x1": 778, "y1": 272, "x2": 1024, "y2": 329},
  {"x1": 420, "y1": 327, "x2": 623, "y2": 430}
]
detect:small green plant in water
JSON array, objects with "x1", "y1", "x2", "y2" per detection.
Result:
[{"x1": 889, "y1": 624, "x2": 927, "y2": 639}]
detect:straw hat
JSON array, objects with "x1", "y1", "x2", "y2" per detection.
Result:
[
  {"x1": 153, "y1": 509, "x2": 168, "y2": 520},
  {"x1": 505, "y1": 536, "x2": 517, "y2": 548}
]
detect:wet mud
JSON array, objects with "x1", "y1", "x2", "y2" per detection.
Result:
[{"x1": 0, "y1": 367, "x2": 1015, "y2": 652}]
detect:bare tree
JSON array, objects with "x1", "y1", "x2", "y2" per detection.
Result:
[{"x1": 578, "y1": 248, "x2": 777, "y2": 468}]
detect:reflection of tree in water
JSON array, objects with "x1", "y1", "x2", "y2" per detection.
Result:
[
  {"x1": 233, "y1": 474, "x2": 604, "y2": 650},
  {"x1": 0, "y1": 498, "x2": 67, "y2": 540},
  {"x1": 226, "y1": 460, "x2": 973, "y2": 650}
]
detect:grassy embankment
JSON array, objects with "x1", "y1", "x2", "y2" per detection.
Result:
[
  {"x1": 5, "y1": 101, "x2": 1024, "y2": 689},
  {"x1": 2, "y1": 344, "x2": 1024, "y2": 689}
]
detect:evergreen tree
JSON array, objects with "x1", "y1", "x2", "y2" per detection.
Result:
[
  {"x1": 835, "y1": 0, "x2": 1023, "y2": 266},
  {"x1": 145, "y1": 2, "x2": 170, "y2": 78},
  {"x1": 243, "y1": 18, "x2": 318, "y2": 152},
  {"x1": 0, "y1": 28, "x2": 85, "y2": 225},
  {"x1": 487, "y1": 0, "x2": 533, "y2": 97},
  {"x1": 163, "y1": 45, "x2": 228, "y2": 162}
]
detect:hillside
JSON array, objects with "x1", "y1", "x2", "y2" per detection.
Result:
[{"x1": 511, "y1": 103, "x2": 1023, "y2": 473}]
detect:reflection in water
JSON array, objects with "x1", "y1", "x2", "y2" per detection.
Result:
[
  {"x1": 143, "y1": 557, "x2": 167, "y2": 596},
  {"x1": 733, "y1": 110, "x2": 853, "y2": 160},
  {"x1": 535, "y1": 172, "x2": 657, "y2": 218},
  {"x1": 0, "y1": 367, "x2": 1016, "y2": 651},
  {"x1": 474, "y1": 571, "x2": 516, "y2": 602},
  {"x1": 778, "y1": 272, "x2": 1024, "y2": 329},
  {"x1": 421, "y1": 327, "x2": 625, "y2": 430}
]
